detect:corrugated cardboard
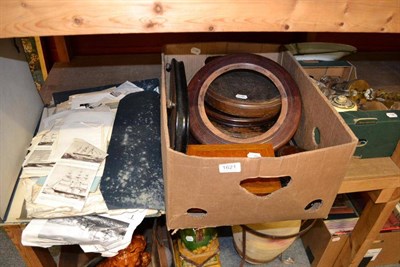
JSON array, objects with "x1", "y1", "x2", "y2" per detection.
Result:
[
  {"x1": 299, "y1": 60, "x2": 357, "y2": 82},
  {"x1": 160, "y1": 42, "x2": 358, "y2": 229},
  {"x1": 302, "y1": 217, "x2": 400, "y2": 267},
  {"x1": 300, "y1": 60, "x2": 400, "y2": 159},
  {"x1": 365, "y1": 231, "x2": 400, "y2": 266},
  {"x1": 301, "y1": 219, "x2": 349, "y2": 267},
  {"x1": 0, "y1": 39, "x2": 44, "y2": 220}
]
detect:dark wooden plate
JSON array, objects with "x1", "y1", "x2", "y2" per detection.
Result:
[{"x1": 167, "y1": 58, "x2": 189, "y2": 153}]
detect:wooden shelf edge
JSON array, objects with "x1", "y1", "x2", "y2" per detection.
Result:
[
  {"x1": 339, "y1": 157, "x2": 400, "y2": 194},
  {"x1": 1, "y1": 0, "x2": 399, "y2": 38}
]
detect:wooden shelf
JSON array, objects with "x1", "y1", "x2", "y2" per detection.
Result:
[
  {"x1": 340, "y1": 157, "x2": 400, "y2": 194},
  {"x1": 1, "y1": 1, "x2": 399, "y2": 266},
  {"x1": 335, "y1": 147, "x2": 400, "y2": 266},
  {"x1": 1, "y1": 0, "x2": 399, "y2": 38}
]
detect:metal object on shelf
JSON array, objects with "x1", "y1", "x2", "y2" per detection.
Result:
[
  {"x1": 329, "y1": 95, "x2": 358, "y2": 112},
  {"x1": 314, "y1": 76, "x2": 400, "y2": 111}
]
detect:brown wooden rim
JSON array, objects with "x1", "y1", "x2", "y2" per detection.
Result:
[
  {"x1": 188, "y1": 53, "x2": 301, "y2": 150},
  {"x1": 205, "y1": 104, "x2": 274, "y2": 127}
]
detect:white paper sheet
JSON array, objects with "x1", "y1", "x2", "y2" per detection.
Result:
[
  {"x1": 34, "y1": 139, "x2": 108, "y2": 212},
  {"x1": 21, "y1": 209, "x2": 148, "y2": 257},
  {"x1": 49, "y1": 110, "x2": 114, "y2": 161}
]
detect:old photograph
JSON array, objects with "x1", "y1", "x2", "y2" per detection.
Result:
[{"x1": 35, "y1": 163, "x2": 98, "y2": 210}]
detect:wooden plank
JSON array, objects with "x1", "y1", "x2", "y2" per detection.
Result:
[
  {"x1": 3, "y1": 225, "x2": 56, "y2": 267},
  {"x1": 339, "y1": 157, "x2": 400, "y2": 193},
  {"x1": 368, "y1": 188, "x2": 397, "y2": 203},
  {"x1": 53, "y1": 36, "x2": 71, "y2": 63},
  {"x1": 339, "y1": 176, "x2": 400, "y2": 194},
  {"x1": 1, "y1": 0, "x2": 399, "y2": 38},
  {"x1": 333, "y1": 188, "x2": 400, "y2": 267},
  {"x1": 34, "y1": 36, "x2": 48, "y2": 80}
]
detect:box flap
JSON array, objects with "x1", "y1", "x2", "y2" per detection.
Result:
[
  {"x1": 164, "y1": 42, "x2": 281, "y2": 55},
  {"x1": 0, "y1": 39, "x2": 44, "y2": 220}
]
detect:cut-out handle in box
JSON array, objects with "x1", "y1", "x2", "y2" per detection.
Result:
[
  {"x1": 240, "y1": 176, "x2": 291, "y2": 196},
  {"x1": 357, "y1": 139, "x2": 368, "y2": 148},
  {"x1": 353, "y1": 117, "x2": 377, "y2": 125}
]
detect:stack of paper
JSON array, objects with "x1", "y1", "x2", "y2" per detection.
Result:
[
  {"x1": 20, "y1": 81, "x2": 145, "y2": 217},
  {"x1": 20, "y1": 81, "x2": 156, "y2": 257}
]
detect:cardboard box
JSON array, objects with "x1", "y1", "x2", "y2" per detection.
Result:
[
  {"x1": 340, "y1": 110, "x2": 400, "y2": 158},
  {"x1": 1, "y1": 38, "x2": 161, "y2": 222},
  {"x1": 301, "y1": 219, "x2": 349, "y2": 267},
  {"x1": 299, "y1": 60, "x2": 357, "y2": 82},
  {"x1": 1, "y1": 39, "x2": 44, "y2": 220},
  {"x1": 302, "y1": 219, "x2": 400, "y2": 267},
  {"x1": 364, "y1": 231, "x2": 400, "y2": 266},
  {"x1": 300, "y1": 60, "x2": 400, "y2": 159},
  {"x1": 160, "y1": 42, "x2": 358, "y2": 229}
]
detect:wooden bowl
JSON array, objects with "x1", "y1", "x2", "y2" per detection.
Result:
[
  {"x1": 205, "y1": 69, "x2": 281, "y2": 118},
  {"x1": 188, "y1": 53, "x2": 301, "y2": 150}
]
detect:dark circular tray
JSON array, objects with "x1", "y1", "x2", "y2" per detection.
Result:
[
  {"x1": 167, "y1": 58, "x2": 189, "y2": 153},
  {"x1": 188, "y1": 53, "x2": 302, "y2": 149}
]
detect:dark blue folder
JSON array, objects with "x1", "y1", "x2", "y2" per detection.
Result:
[{"x1": 100, "y1": 90, "x2": 164, "y2": 212}]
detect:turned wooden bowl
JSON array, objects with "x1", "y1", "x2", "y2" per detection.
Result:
[
  {"x1": 205, "y1": 69, "x2": 281, "y2": 119},
  {"x1": 187, "y1": 53, "x2": 301, "y2": 150}
]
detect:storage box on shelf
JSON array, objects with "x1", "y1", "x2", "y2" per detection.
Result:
[
  {"x1": 341, "y1": 110, "x2": 400, "y2": 158},
  {"x1": 2, "y1": 44, "x2": 167, "y2": 267},
  {"x1": 302, "y1": 218, "x2": 400, "y2": 267},
  {"x1": 4, "y1": 60, "x2": 162, "y2": 223},
  {"x1": 299, "y1": 60, "x2": 357, "y2": 83},
  {"x1": 300, "y1": 59, "x2": 400, "y2": 159},
  {"x1": 160, "y1": 42, "x2": 358, "y2": 230},
  {"x1": 1, "y1": 38, "x2": 164, "y2": 264},
  {"x1": 301, "y1": 219, "x2": 349, "y2": 267},
  {"x1": 301, "y1": 193, "x2": 359, "y2": 267},
  {"x1": 302, "y1": 194, "x2": 400, "y2": 267},
  {"x1": 365, "y1": 230, "x2": 400, "y2": 267}
]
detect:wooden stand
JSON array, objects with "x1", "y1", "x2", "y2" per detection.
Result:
[{"x1": 333, "y1": 143, "x2": 400, "y2": 267}]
